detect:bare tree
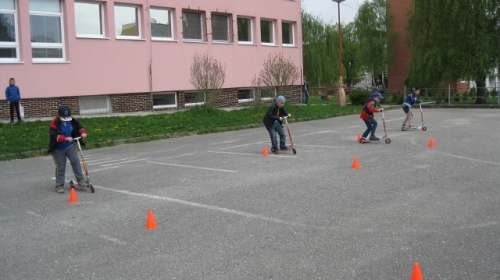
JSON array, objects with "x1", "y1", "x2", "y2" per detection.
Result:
[
  {"x1": 259, "y1": 53, "x2": 300, "y2": 100},
  {"x1": 189, "y1": 53, "x2": 226, "y2": 106}
]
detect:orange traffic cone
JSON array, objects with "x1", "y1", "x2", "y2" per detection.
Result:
[
  {"x1": 428, "y1": 137, "x2": 435, "y2": 148},
  {"x1": 68, "y1": 188, "x2": 78, "y2": 203},
  {"x1": 356, "y1": 134, "x2": 361, "y2": 142},
  {"x1": 262, "y1": 147, "x2": 269, "y2": 157},
  {"x1": 410, "y1": 263, "x2": 424, "y2": 280},
  {"x1": 145, "y1": 210, "x2": 158, "y2": 230},
  {"x1": 352, "y1": 157, "x2": 360, "y2": 169}
]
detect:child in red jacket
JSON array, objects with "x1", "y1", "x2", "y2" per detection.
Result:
[{"x1": 360, "y1": 92, "x2": 384, "y2": 142}]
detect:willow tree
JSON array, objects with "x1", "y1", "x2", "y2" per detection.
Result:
[
  {"x1": 406, "y1": 0, "x2": 500, "y2": 104},
  {"x1": 354, "y1": 0, "x2": 397, "y2": 87},
  {"x1": 342, "y1": 22, "x2": 364, "y2": 87}
]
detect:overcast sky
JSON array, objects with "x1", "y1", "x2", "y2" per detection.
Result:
[{"x1": 302, "y1": 0, "x2": 362, "y2": 24}]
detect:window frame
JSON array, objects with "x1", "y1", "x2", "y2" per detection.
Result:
[
  {"x1": 0, "y1": 0, "x2": 20, "y2": 62},
  {"x1": 237, "y1": 16, "x2": 253, "y2": 44},
  {"x1": 184, "y1": 91, "x2": 205, "y2": 106},
  {"x1": 74, "y1": 1, "x2": 105, "y2": 38},
  {"x1": 114, "y1": 4, "x2": 141, "y2": 40},
  {"x1": 152, "y1": 92, "x2": 177, "y2": 109},
  {"x1": 281, "y1": 21, "x2": 294, "y2": 46},
  {"x1": 260, "y1": 87, "x2": 277, "y2": 100},
  {"x1": 260, "y1": 19, "x2": 275, "y2": 45},
  {"x1": 237, "y1": 88, "x2": 255, "y2": 102},
  {"x1": 30, "y1": 0, "x2": 65, "y2": 62},
  {"x1": 150, "y1": 7, "x2": 174, "y2": 41},
  {"x1": 211, "y1": 13, "x2": 231, "y2": 43},
  {"x1": 182, "y1": 10, "x2": 205, "y2": 42}
]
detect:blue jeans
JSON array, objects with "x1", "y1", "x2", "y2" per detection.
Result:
[
  {"x1": 266, "y1": 123, "x2": 286, "y2": 148},
  {"x1": 303, "y1": 91, "x2": 309, "y2": 104},
  {"x1": 362, "y1": 118, "x2": 378, "y2": 138}
]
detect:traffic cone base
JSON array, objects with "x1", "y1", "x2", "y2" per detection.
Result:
[
  {"x1": 410, "y1": 262, "x2": 423, "y2": 280},
  {"x1": 69, "y1": 188, "x2": 78, "y2": 203},
  {"x1": 262, "y1": 146, "x2": 269, "y2": 156},
  {"x1": 145, "y1": 210, "x2": 158, "y2": 230},
  {"x1": 428, "y1": 137, "x2": 435, "y2": 148},
  {"x1": 352, "y1": 157, "x2": 360, "y2": 169}
]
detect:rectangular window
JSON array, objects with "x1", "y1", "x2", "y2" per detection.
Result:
[
  {"x1": 30, "y1": 0, "x2": 65, "y2": 61},
  {"x1": 237, "y1": 89, "x2": 254, "y2": 101},
  {"x1": 79, "y1": 95, "x2": 110, "y2": 114},
  {"x1": 153, "y1": 92, "x2": 177, "y2": 108},
  {"x1": 182, "y1": 10, "x2": 204, "y2": 41},
  {"x1": 260, "y1": 19, "x2": 274, "y2": 44},
  {"x1": 237, "y1": 17, "x2": 252, "y2": 43},
  {"x1": 260, "y1": 87, "x2": 276, "y2": 99},
  {"x1": 114, "y1": 5, "x2": 140, "y2": 38},
  {"x1": 211, "y1": 13, "x2": 230, "y2": 43},
  {"x1": 150, "y1": 7, "x2": 173, "y2": 40},
  {"x1": 75, "y1": 2, "x2": 104, "y2": 38},
  {"x1": 0, "y1": 0, "x2": 18, "y2": 61},
  {"x1": 184, "y1": 91, "x2": 204, "y2": 105},
  {"x1": 282, "y1": 21, "x2": 294, "y2": 46}
]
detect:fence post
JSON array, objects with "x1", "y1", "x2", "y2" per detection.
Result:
[{"x1": 448, "y1": 84, "x2": 451, "y2": 105}]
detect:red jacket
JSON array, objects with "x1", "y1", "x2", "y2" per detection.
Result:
[{"x1": 360, "y1": 99, "x2": 379, "y2": 120}]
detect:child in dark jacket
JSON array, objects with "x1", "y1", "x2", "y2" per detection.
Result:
[
  {"x1": 48, "y1": 106, "x2": 88, "y2": 193},
  {"x1": 262, "y1": 95, "x2": 292, "y2": 153},
  {"x1": 5, "y1": 78, "x2": 23, "y2": 123},
  {"x1": 360, "y1": 92, "x2": 384, "y2": 142},
  {"x1": 401, "y1": 87, "x2": 422, "y2": 129}
]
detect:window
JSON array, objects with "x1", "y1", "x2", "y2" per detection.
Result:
[
  {"x1": 79, "y1": 95, "x2": 110, "y2": 114},
  {"x1": 211, "y1": 13, "x2": 230, "y2": 43},
  {"x1": 282, "y1": 21, "x2": 294, "y2": 46},
  {"x1": 150, "y1": 8, "x2": 173, "y2": 40},
  {"x1": 153, "y1": 92, "x2": 177, "y2": 108},
  {"x1": 184, "y1": 91, "x2": 204, "y2": 105},
  {"x1": 237, "y1": 89, "x2": 254, "y2": 101},
  {"x1": 182, "y1": 10, "x2": 204, "y2": 41},
  {"x1": 0, "y1": 0, "x2": 18, "y2": 61},
  {"x1": 260, "y1": 19, "x2": 274, "y2": 44},
  {"x1": 237, "y1": 17, "x2": 252, "y2": 43},
  {"x1": 260, "y1": 87, "x2": 276, "y2": 99},
  {"x1": 29, "y1": 0, "x2": 65, "y2": 61},
  {"x1": 75, "y1": 2, "x2": 105, "y2": 38},
  {"x1": 114, "y1": 5, "x2": 140, "y2": 38}
]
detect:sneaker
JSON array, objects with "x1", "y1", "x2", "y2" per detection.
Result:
[
  {"x1": 77, "y1": 180, "x2": 86, "y2": 188},
  {"x1": 280, "y1": 146, "x2": 288, "y2": 150},
  {"x1": 55, "y1": 185, "x2": 65, "y2": 193},
  {"x1": 360, "y1": 137, "x2": 368, "y2": 143},
  {"x1": 369, "y1": 135, "x2": 380, "y2": 141},
  {"x1": 402, "y1": 124, "x2": 407, "y2": 128},
  {"x1": 271, "y1": 147, "x2": 278, "y2": 154}
]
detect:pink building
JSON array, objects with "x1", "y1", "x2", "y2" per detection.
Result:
[{"x1": 1, "y1": 0, "x2": 302, "y2": 119}]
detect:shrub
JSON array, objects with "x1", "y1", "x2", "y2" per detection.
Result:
[{"x1": 348, "y1": 90, "x2": 371, "y2": 106}]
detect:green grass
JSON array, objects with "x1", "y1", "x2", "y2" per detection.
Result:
[{"x1": 0, "y1": 97, "x2": 368, "y2": 161}]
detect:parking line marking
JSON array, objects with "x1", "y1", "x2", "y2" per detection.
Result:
[
  {"x1": 100, "y1": 158, "x2": 149, "y2": 166},
  {"x1": 207, "y1": 151, "x2": 297, "y2": 158},
  {"x1": 147, "y1": 161, "x2": 237, "y2": 173}
]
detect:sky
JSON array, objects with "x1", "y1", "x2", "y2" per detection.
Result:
[{"x1": 302, "y1": 0, "x2": 362, "y2": 24}]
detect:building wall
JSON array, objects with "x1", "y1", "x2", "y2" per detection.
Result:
[
  {"x1": 387, "y1": 0, "x2": 411, "y2": 93},
  {"x1": 1, "y1": 0, "x2": 302, "y2": 118}
]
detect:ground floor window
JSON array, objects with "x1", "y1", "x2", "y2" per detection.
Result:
[
  {"x1": 237, "y1": 88, "x2": 254, "y2": 102},
  {"x1": 79, "y1": 95, "x2": 110, "y2": 114},
  {"x1": 153, "y1": 92, "x2": 177, "y2": 108},
  {"x1": 184, "y1": 91, "x2": 204, "y2": 105}
]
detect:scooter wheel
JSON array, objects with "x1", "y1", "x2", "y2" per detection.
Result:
[
  {"x1": 292, "y1": 148, "x2": 296, "y2": 154},
  {"x1": 422, "y1": 126, "x2": 427, "y2": 131},
  {"x1": 385, "y1": 138, "x2": 391, "y2": 144},
  {"x1": 401, "y1": 126, "x2": 407, "y2": 131},
  {"x1": 69, "y1": 180, "x2": 75, "y2": 188},
  {"x1": 89, "y1": 184, "x2": 95, "y2": 193}
]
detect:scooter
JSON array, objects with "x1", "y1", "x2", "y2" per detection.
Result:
[
  {"x1": 402, "y1": 103, "x2": 427, "y2": 131},
  {"x1": 272, "y1": 116, "x2": 297, "y2": 154},
  {"x1": 360, "y1": 110, "x2": 391, "y2": 144},
  {"x1": 69, "y1": 137, "x2": 95, "y2": 193}
]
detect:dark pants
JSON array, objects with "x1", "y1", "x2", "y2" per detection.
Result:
[
  {"x1": 9, "y1": 101, "x2": 21, "y2": 121},
  {"x1": 362, "y1": 118, "x2": 378, "y2": 138}
]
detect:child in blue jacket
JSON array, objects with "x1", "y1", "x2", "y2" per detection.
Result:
[
  {"x1": 401, "y1": 87, "x2": 422, "y2": 129},
  {"x1": 5, "y1": 78, "x2": 23, "y2": 123}
]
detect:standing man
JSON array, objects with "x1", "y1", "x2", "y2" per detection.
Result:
[
  {"x1": 302, "y1": 76, "x2": 309, "y2": 104},
  {"x1": 5, "y1": 78, "x2": 23, "y2": 123}
]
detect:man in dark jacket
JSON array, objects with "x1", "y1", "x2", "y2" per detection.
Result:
[
  {"x1": 262, "y1": 95, "x2": 292, "y2": 153},
  {"x1": 5, "y1": 78, "x2": 23, "y2": 123},
  {"x1": 48, "y1": 106, "x2": 88, "y2": 193}
]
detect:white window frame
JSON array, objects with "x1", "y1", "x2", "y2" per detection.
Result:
[
  {"x1": 184, "y1": 91, "x2": 205, "y2": 106},
  {"x1": 211, "y1": 13, "x2": 231, "y2": 43},
  {"x1": 74, "y1": 1, "x2": 105, "y2": 38},
  {"x1": 30, "y1": 0, "x2": 65, "y2": 63},
  {"x1": 237, "y1": 16, "x2": 253, "y2": 44},
  {"x1": 182, "y1": 10, "x2": 205, "y2": 42},
  {"x1": 260, "y1": 87, "x2": 277, "y2": 100},
  {"x1": 237, "y1": 88, "x2": 255, "y2": 102},
  {"x1": 150, "y1": 7, "x2": 174, "y2": 41},
  {"x1": 260, "y1": 19, "x2": 275, "y2": 45},
  {"x1": 114, "y1": 4, "x2": 141, "y2": 40},
  {"x1": 152, "y1": 92, "x2": 177, "y2": 109},
  {"x1": 79, "y1": 95, "x2": 111, "y2": 115},
  {"x1": 0, "y1": 0, "x2": 19, "y2": 62},
  {"x1": 281, "y1": 21, "x2": 294, "y2": 46}
]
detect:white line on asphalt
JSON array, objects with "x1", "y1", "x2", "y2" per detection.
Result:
[
  {"x1": 207, "y1": 151, "x2": 297, "y2": 158},
  {"x1": 84, "y1": 157, "x2": 115, "y2": 163},
  {"x1": 211, "y1": 139, "x2": 240, "y2": 145},
  {"x1": 25, "y1": 211, "x2": 43, "y2": 217},
  {"x1": 87, "y1": 158, "x2": 133, "y2": 164},
  {"x1": 95, "y1": 185, "x2": 310, "y2": 228},
  {"x1": 147, "y1": 161, "x2": 237, "y2": 172},
  {"x1": 99, "y1": 234, "x2": 126, "y2": 245},
  {"x1": 91, "y1": 166, "x2": 121, "y2": 172},
  {"x1": 100, "y1": 158, "x2": 149, "y2": 166},
  {"x1": 295, "y1": 144, "x2": 346, "y2": 149},
  {"x1": 160, "y1": 153, "x2": 195, "y2": 160}
]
